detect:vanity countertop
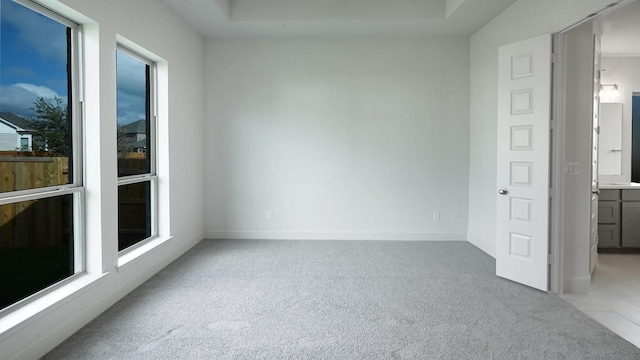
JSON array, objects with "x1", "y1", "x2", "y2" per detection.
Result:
[{"x1": 599, "y1": 182, "x2": 640, "y2": 189}]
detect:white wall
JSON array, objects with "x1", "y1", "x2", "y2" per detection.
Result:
[
  {"x1": 562, "y1": 21, "x2": 596, "y2": 292},
  {"x1": 0, "y1": 0, "x2": 204, "y2": 359},
  {"x1": 601, "y1": 56, "x2": 640, "y2": 183},
  {"x1": 468, "y1": 0, "x2": 615, "y2": 257},
  {"x1": 0, "y1": 135, "x2": 18, "y2": 151},
  {"x1": 0, "y1": 121, "x2": 15, "y2": 134},
  {"x1": 204, "y1": 37, "x2": 470, "y2": 241},
  {"x1": 0, "y1": 121, "x2": 18, "y2": 151}
]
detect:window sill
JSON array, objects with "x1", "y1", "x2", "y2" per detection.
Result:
[
  {"x1": 0, "y1": 272, "x2": 107, "y2": 335},
  {"x1": 117, "y1": 235, "x2": 173, "y2": 271}
]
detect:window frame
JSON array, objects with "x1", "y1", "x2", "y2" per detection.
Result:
[
  {"x1": 0, "y1": 0, "x2": 85, "y2": 314},
  {"x1": 115, "y1": 44, "x2": 159, "y2": 255},
  {"x1": 19, "y1": 136, "x2": 29, "y2": 151}
]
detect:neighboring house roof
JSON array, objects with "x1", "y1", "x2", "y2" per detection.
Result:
[
  {"x1": 0, "y1": 112, "x2": 34, "y2": 131},
  {"x1": 131, "y1": 138, "x2": 147, "y2": 149},
  {"x1": 122, "y1": 119, "x2": 146, "y2": 134}
]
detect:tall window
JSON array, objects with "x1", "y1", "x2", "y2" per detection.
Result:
[
  {"x1": 0, "y1": 0, "x2": 82, "y2": 310},
  {"x1": 116, "y1": 46, "x2": 157, "y2": 252}
]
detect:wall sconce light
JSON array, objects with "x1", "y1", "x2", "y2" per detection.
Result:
[{"x1": 600, "y1": 83, "x2": 619, "y2": 99}]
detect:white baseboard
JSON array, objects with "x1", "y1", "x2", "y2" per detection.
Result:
[
  {"x1": 563, "y1": 277, "x2": 592, "y2": 294},
  {"x1": 467, "y1": 233, "x2": 496, "y2": 258},
  {"x1": 4, "y1": 234, "x2": 204, "y2": 360},
  {"x1": 205, "y1": 230, "x2": 467, "y2": 241}
]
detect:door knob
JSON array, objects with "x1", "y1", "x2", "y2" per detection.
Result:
[{"x1": 498, "y1": 189, "x2": 508, "y2": 195}]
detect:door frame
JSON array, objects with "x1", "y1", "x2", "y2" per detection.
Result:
[
  {"x1": 549, "y1": 0, "x2": 633, "y2": 294},
  {"x1": 550, "y1": 31, "x2": 566, "y2": 294}
]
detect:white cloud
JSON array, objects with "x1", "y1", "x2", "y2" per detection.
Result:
[
  {"x1": 0, "y1": 83, "x2": 65, "y2": 118},
  {"x1": 116, "y1": 50, "x2": 147, "y2": 96},
  {"x1": 14, "y1": 83, "x2": 61, "y2": 99},
  {"x1": 118, "y1": 110, "x2": 146, "y2": 126},
  {"x1": 117, "y1": 90, "x2": 146, "y2": 125}
]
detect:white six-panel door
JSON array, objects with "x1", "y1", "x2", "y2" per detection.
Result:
[{"x1": 496, "y1": 34, "x2": 552, "y2": 291}]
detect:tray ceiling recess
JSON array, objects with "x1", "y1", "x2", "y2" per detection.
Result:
[{"x1": 160, "y1": 0, "x2": 518, "y2": 37}]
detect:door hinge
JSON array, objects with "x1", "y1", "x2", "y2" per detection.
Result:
[
  {"x1": 596, "y1": 125, "x2": 601, "y2": 135},
  {"x1": 548, "y1": 254, "x2": 554, "y2": 265},
  {"x1": 550, "y1": 119, "x2": 556, "y2": 130},
  {"x1": 551, "y1": 53, "x2": 558, "y2": 63}
]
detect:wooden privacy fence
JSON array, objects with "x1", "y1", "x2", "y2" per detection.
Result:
[
  {"x1": 117, "y1": 156, "x2": 148, "y2": 176},
  {"x1": 0, "y1": 156, "x2": 71, "y2": 248},
  {"x1": 117, "y1": 156, "x2": 151, "y2": 250},
  {"x1": 0, "y1": 154, "x2": 149, "y2": 248},
  {"x1": 0, "y1": 156, "x2": 69, "y2": 193}
]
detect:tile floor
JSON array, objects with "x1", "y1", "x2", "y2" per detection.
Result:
[{"x1": 561, "y1": 253, "x2": 640, "y2": 348}]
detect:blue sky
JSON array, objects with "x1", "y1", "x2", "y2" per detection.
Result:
[
  {"x1": 0, "y1": 0, "x2": 67, "y2": 117},
  {"x1": 0, "y1": 0, "x2": 145, "y2": 124},
  {"x1": 116, "y1": 50, "x2": 147, "y2": 126}
]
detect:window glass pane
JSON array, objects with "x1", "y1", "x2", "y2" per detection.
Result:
[
  {"x1": 118, "y1": 181, "x2": 151, "y2": 251},
  {"x1": 0, "y1": 194, "x2": 74, "y2": 309},
  {"x1": 0, "y1": 0, "x2": 73, "y2": 192},
  {"x1": 20, "y1": 137, "x2": 29, "y2": 151},
  {"x1": 116, "y1": 49, "x2": 150, "y2": 177}
]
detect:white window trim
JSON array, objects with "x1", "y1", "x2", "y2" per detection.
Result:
[{"x1": 0, "y1": 0, "x2": 85, "y2": 315}]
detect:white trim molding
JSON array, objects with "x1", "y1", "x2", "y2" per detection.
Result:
[
  {"x1": 205, "y1": 231, "x2": 467, "y2": 241},
  {"x1": 563, "y1": 277, "x2": 592, "y2": 294},
  {"x1": 467, "y1": 233, "x2": 496, "y2": 258}
]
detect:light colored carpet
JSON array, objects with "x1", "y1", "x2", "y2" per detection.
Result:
[{"x1": 44, "y1": 240, "x2": 640, "y2": 359}]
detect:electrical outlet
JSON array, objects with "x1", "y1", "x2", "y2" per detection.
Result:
[
  {"x1": 433, "y1": 212, "x2": 440, "y2": 222},
  {"x1": 565, "y1": 162, "x2": 579, "y2": 175},
  {"x1": 266, "y1": 210, "x2": 273, "y2": 220}
]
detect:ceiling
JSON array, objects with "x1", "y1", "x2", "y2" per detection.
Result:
[
  {"x1": 159, "y1": 0, "x2": 518, "y2": 37},
  {"x1": 597, "y1": 0, "x2": 640, "y2": 56}
]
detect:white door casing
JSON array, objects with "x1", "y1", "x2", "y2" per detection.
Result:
[
  {"x1": 497, "y1": 34, "x2": 551, "y2": 291},
  {"x1": 590, "y1": 35, "x2": 601, "y2": 274}
]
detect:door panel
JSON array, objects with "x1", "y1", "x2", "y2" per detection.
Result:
[{"x1": 497, "y1": 34, "x2": 551, "y2": 291}]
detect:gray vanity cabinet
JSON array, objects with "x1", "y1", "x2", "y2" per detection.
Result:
[
  {"x1": 622, "y1": 203, "x2": 640, "y2": 248},
  {"x1": 622, "y1": 190, "x2": 640, "y2": 248},
  {"x1": 598, "y1": 189, "x2": 640, "y2": 249},
  {"x1": 599, "y1": 224, "x2": 620, "y2": 248},
  {"x1": 598, "y1": 190, "x2": 621, "y2": 248},
  {"x1": 598, "y1": 201, "x2": 620, "y2": 223}
]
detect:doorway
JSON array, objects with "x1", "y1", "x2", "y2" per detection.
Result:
[
  {"x1": 551, "y1": 0, "x2": 640, "y2": 293},
  {"x1": 556, "y1": 0, "x2": 640, "y2": 347},
  {"x1": 591, "y1": 3, "x2": 640, "y2": 261}
]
